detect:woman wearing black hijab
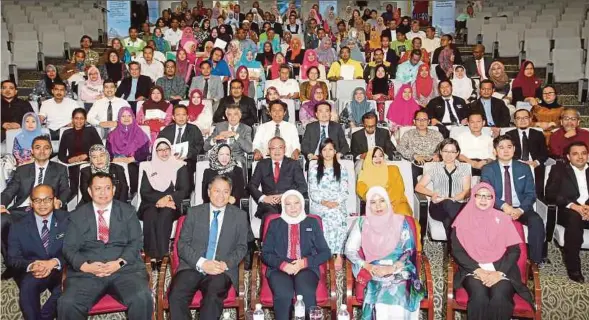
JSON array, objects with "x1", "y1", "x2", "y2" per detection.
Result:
[{"x1": 256, "y1": 41, "x2": 275, "y2": 68}]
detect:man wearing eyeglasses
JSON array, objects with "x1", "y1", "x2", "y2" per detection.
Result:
[
  {"x1": 6, "y1": 184, "x2": 68, "y2": 320},
  {"x1": 549, "y1": 108, "x2": 589, "y2": 159}
]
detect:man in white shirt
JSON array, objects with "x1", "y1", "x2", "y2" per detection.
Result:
[
  {"x1": 137, "y1": 46, "x2": 164, "y2": 83},
  {"x1": 204, "y1": 105, "x2": 253, "y2": 165},
  {"x1": 253, "y1": 100, "x2": 300, "y2": 160},
  {"x1": 87, "y1": 79, "x2": 131, "y2": 129},
  {"x1": 163, "y1": 18, "x2": 183, "y2": 49},
  {"x1": 457, "y1": 112, "x2": 495, "y2": 174},
  {"x1": 421, "y1": 27, "x2": 441, "y2": 54},
  {"x1": 38, "y1": 81, "x2": 78, "y2": 140},
  {"x1": 265, "y1": 65, "x2": 300, "y2": 99},
  {"x1": 406, "y1": 20, "x2": 426, "y2": 40},
  {"x1": 284, "y1": 14, "x2": 301, "y2": 35}
]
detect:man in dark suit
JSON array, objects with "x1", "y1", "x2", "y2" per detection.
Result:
[
  {"x1": 169, "y1": 175, "x2": 249, "y2": 319},
  {"x1": 205, "y1": 104, "x2": 253, "y2": 166},
  {"x1": 464, "y1": 44, "x2": 493, "y2": 79},
  {"x1": 481, "y1": 135, "x2": 546, "y2": 265},
  {"x1": 1, "y1": 79, "x2": 34, "y2": 142},
  {"x1": 380, "y1": 20, "x2": 397, "y2": 44},
  {"x1": 58, "y1": 172, "x2": 153, "y2": 319},
  {"x1": 506, "y1": 109, "x2": 549, "y2": 198},
  {"x1": 545, "y1": 142, "x2": 589, "y2": 283},
  {"x1": 350, "y1": 112, "x2": 396, "y2": 160},
  {"x1": 233, "y1": 4, "x2": 246, "y2": 25},
  {"x1": 302, "y1": 102, "x2": 349, "y2": 160},
  {"x1": 158, "y1": 105, "x2": 204, "y2": 188},
  {"x1": 426, "y1": 80, "x2": 469, "y2": 138},
  {"x1": 431, "y1": 34, "x2": 463, "y2": 65},
  {"x1": 469, "y1": 80, "x2": 511, "y2": 135},
  {"x1": 7, "y1": 185, "x2": 68, "y2": 320},
  {"x1": 379, "y1": 35, "x2": 399, "y2": 76},
  {"x1": 270, "y1": 14, "x2": 283, "y2": 37},
  {"x1": 247, "y1": 136, "x2": 308, "y2": 220},
  {"x1": 213, "y1": 80, "x2": 258, "y2": 127},
  {"x1": 115, "y1": 62, "x2": 152, "y2": 113}
]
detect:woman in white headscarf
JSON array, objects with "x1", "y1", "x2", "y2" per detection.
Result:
[{"x1": 451, "y1": 65, "x2": 477, "y2": 103}]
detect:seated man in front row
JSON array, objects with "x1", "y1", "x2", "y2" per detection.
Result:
[
  {"x1": 481, "y1": 135, "x2": 547, "y2": 266},
  {"x1": 58, "y1": 172, "x2": 153, "y2": 319},
  {"x1": 350, "y1": 112, "x2": 396, "y2": 161},
  {"x1": 7, "y1": 185, "x2": 68, "y2": 320},
  {"x1": 253, "y1": 100, "x2": 301, "y2": 161},
  {"x1": 168, "y1": 176, "x2": 249, "y2": 319},
  {"x1": 301, "y1": 102, "x2": 349, "y2": 161}
]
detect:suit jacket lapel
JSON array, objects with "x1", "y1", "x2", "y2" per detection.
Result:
[
  {"x1": 566, "y1": 165, "x2": 581, "y2": 194},
  {"x1": 108, "y1": 202, "x2": 122, "y2": 242},
  {"x1": 88, "y1": 204, "x2": 98, "y2": 242},
  {"x1": 216, "y1": 207, "x2": 232, "y2": 254},
  {"x1": 26, "y1": 214, "x2": 46, "y2": 256},
  {"x1": 47, "y1": 213, "x2": 62, "y2": 255}
]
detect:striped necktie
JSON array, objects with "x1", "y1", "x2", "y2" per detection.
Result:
[{"x1": 41, "y1": 220, "x2": 49, "y2": 252}]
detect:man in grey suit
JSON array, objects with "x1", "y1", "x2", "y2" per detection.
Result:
[
  {"x1": 189, "y1": 61, "x2": 225, "y2": 113},
  {"x1": 168, "y1": 175, "x2": 249, "y2": 320},
  {"x1": 204, "y1": 104, "x2": 253, "y2": 166},
  {"x1": 58, "y1": 172, "x2": 153, "y2": 320},
  {"x1": 301, "y1": 102, "x2": 349, "y2": 161}
]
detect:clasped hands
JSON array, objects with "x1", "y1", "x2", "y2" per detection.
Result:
[
  {"x1": 473, "y1": 268, "x2": 504, "y2": 287},
  {"x1": 283, "y1": 259, "x2": 306, "y2": 275},
  {"x1": 502, "y1": 204, "x2": 523, "y2": 220},
  {"x1": 215, "y1": 130, "x2": 237, "y2": 141},
  {"x1": 80, "y1": 259, "x2": 123, "y2": 277},
  {"x1": 263, "y1": 194, "x2": 282, "y2": 205},
  {"x1": 156, "y1": 195, "x2": 176, "y2": 209},
  {"x1": 29, "y1": 259, "x2": 59, "y2": 279},
  {"x1": 364, "y1": 261, "x2": 403, "y2": 277},
  {"x1": 202, "y1": 260, "x2": 228, "y2": 275},
  {"x1": 570, "y1": 204, "x2": 589, "y2": 221},
  {"x1": 321, "y1": 200, "x2": 338, "y2": 209},
  {"x1": 431, "y1": 193, "x2": 459, "y2": 204}
]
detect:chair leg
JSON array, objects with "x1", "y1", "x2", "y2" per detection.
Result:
[
  {"x1": 446, "y1": 305, "x2": 454, "y2": 320},
  {"x1": 237, "y1": 307, "x2": 244, "y2": 320},
  {"x1": 156, "y1": 306, "x2": 164, "y2": 320},
  {"x1": 428, "y1": 305, "x2": 434, "y2": 320}
]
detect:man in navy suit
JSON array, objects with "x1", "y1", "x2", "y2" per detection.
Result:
[
  {"x1": 481, "y1": 135, "x2": 546, "y2": 265},
  {"x1": 7, "y1": 185, "x2": 68, "y2": 320}
]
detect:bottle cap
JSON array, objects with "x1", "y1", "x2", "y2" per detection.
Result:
[{"x1": 296, "y1": 294, "x2": 303, "y2": 300}]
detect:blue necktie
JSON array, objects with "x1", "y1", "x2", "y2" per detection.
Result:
[
  {"x1": 41, "y1": 220, "x2": 49, "y2": 253},
  {"x1": 205, "y1": 210, "x2": 221, "y2": 260}
]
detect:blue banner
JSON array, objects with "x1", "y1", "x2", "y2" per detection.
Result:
[
  {"x1": 107, "y1": 1, "x2": 131, "y2": 41},
  {"x1": 147, "y1": 0, "x2": 160, "y2": 25},
  {"x1": 319, "y1": 1, "x2": 338, "y2": 18},
  {"x1": 432, "y1": 0, "x2": 456, "y2": 35}
]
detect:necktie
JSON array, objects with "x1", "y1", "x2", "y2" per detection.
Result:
[
  {"x1": 504, "y1": 166, "x2": 512, "y2": 206},
  {"x1": 107, "y1": 101, "x2": 113, "y2": 121},
  {"x1": 521, "y1": 131, "x2": 530, "y2": 161},
  {"x1": 445, "y1": 99, "x2": 458, "y2": 124},
  {"x1": 274, "y1": 123, "x2": 281, "y2": 137},
  {"x1": 37, "y1": 167, "x2": 45, "y2": 185},
  {"x1": 230, "y1": 126, "x2": 235, "y2": 132},
  {"x1": 41, "y1": 220, "x2": 49, "y2": 252},
  {"x1": 205, "y1": 210, "x2": 220, "y2": 260},
  {"x1": 203, "y1": 78, "x2": 209, "y2": 98},
  {"x1": 319, "y1": 125, "x2": 326, "y2": 143},
  {"x1": 477, "y1": 59, "x2": 485, "y2": 79},
  {"x1": 274, "y1": 161, "x2": 280, "y2": 183},
  {"x1": 176, "y1": 127, "x2": 183, "y2": 144},
  {"x1": 97, "y1": 209, "x2": 109, "y2": 243}
]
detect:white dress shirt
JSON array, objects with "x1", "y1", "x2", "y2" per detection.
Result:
[
  {"x1": 406, "y1": 30, "x2": 426, "y2": 40},
  {"x1": 456, "y1": 131, "x2": 495, "y2": 160},
  {"x1": 39, "y1": 98, "x2": 79, "y2": 131},
  {"x1": 21, "y1": 162, "x2": 49, "y2": 208},
  {"x1": 422, "y1": 37, "x2": 441, "y2": 53},
  {"x1": 366, "y1": 132, "x2": 376, "y2": 150},
  {"x1": 87, "y1": 97, "x2": 130, "y2": 126},
  {"x1": 570, "y1": 163, "x2": 589, "y2": 206},
  {"x1": 441, "y1": 96, "x2": 460, "y2": 124},
  {"x1": 137, "y1": 58, "x2": 164, "y2": 83},
  {"x1": 498, "y1": 160, "x2": 521, "y2": 208},
  {"x1": 266, "y1": 79, "x2": 300, "y2": 97},
  {"x1": 517, "y1": 128, "x2": 539, "y2": 165},
  {"x1": 163, "y1": 28, "x2": 183, "y2": 47},
  {"x1": 93, "y1": 202, "x2": 113, "y2": 240},
  {"x1": 196, "y1": 206, "x2": 226, "y2": 270},
  {"x1": 476, "y1": 58, "x2": 487, "y2": 80},
  {"x1": 252, "y1": 120, "x2": 301, "y2": 157},
  {"x1": 314, "y1": 121, "x2": 330, "y2": 154},
  {"x1": 173, "y1": 124, "x2": 187, "y2": 143}
]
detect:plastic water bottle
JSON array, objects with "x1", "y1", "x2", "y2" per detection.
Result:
[
  {"x1": 223, "y1": 312, "x2": 231, "y2": 320},
  {"x1": 294, "y1": 295, "x2": 305, "y2": 320},
  {"x1": 253, "y1": 303, "x2": 264, "y2": 320},
  {"x1": 337, "y1": 304, "x2": 350, "y2": 320}
]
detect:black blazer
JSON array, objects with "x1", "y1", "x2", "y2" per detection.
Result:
[
  {"x1": 350, "y1": 128, "x2": 396, "y2": 160},
  {"x1": 505, "y1": 129, "x2": 548, "y2": 164},
  {"x1": 301, "y1": 121, "x2": 349, "y2": 156},
  {"x1": 468, "y1": 98, "x2": 511, "y2": 128},
  {"x1": 7, "y1": 210, "x2": 69, "y2": 277},
  {"x1": 546, "y1": 163, "x2": 589, "y2": 207},
  {"x1": 63, "y1": 201, "x2": 145, "y2": 277},
  {"x1": 272, "y1": 23, "x2": 283, "y2": 37},
  {"x1": 432, "y1": 46, "x2": 463, "y2": 65},
  {"x1": 139, "y1": 165, "x2": 191, "y2": 216},
  {"x1": 157, "y1": 123, "x2": 204, "y2": 162},
  {"x1": 57, "y1": 127, "x2": 103, "y2": 163},
  {"x1": 247, "y1": 157, "x2": 308, "y2": 202},
  {"x1": 463, "y1": 56, "x2": 493, "y2": 78},
  {"x1": 115, "y1": 75, "x2": 153, "y2": 101},
  {"x1": 426, "y1": 96, "x2": 469, "y2": 124},
  {"x1": 1, "y1": 97, "x2": 34, "y2": 142},
  {"x1": 262, "y1": 216, "x2": 331, "y2": 278},
  {"x1": 214, "y1": 96, "x2": 259, "y2": 127},
  {"x1": 380, "y1": 29, "x2": 396, "y2": 42},
  {"x1": 1, "y1": 162, "x2": 70, "y2": 209},
  {"x1": 78, "y1": 164, "x2": 129, "y2": 206},
  {"x1": 202, "y1": 167, "x2": 246, "y2": 204},
  {"x1": 383, "y1": 49, "x2": 399, "y2": 77}
]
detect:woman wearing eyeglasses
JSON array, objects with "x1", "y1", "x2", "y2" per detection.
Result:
[
  {"x1": 531, "y1": 85, "x2": 563, "y2": 146},
  {"x1": 415, "y1": 138, "x2": 472, "y2": 236}
]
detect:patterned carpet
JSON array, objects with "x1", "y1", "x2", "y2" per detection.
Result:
[{"x1": 1, "y1": 238, "x2": 588, "y2": 319}]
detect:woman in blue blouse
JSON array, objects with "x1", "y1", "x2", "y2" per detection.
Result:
[
  {"x1": 12, "y1": 112, "x2": 44, "y2": 166},
  {"x1": 209, "y1": 47, "x2": 232, "y2": 82}
]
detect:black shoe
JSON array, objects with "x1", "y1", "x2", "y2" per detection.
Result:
[
  {"x1": 567, "y1": 271, "x2": 585, "y2": 283},
  {"x1": 1, "y1": 267, "x2": 15, "y2": 280}
]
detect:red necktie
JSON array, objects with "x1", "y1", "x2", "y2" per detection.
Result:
[
  {"x1": 274, "y1": 161, "x2": 280, "y2": 183},
  {"x1": 504, "y1": 166, "x2": 512, "y2": 206},
  {"x1": 97, "y1": 210, "x2": 109, "y2": 243}
]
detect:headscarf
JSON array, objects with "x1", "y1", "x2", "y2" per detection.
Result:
[
  {"x1": 153, "y1": 28, "x2": 168, "y2": 52},
  {"x1": 289, "y1": 37, "x2": 303, "y2": 60},
  {"x1": 179, "y1": 27, "x2": 195, "y2": 48},
  {"x1": 187, "y1": 89, "x2": 205, "y2": 122},
  {"x1": 387, "y1": 84, "x2": 420, "y2": 126},
  {"x1": 183, "y1": 40, "x2": 198, "y2": 64},
  {"x1": 538, "y1": 85, "x2": 560, "y2": 109},
  {"x1": 438, "y1": 47, "x2": 454, "y2": 76},
  {"x1": 374, "y1": 17, "x2": 387, "y2": 34},
  {"x1": 42, "y1": 65, "x2": 62, "y2": 94},
  {"x1": 358, "y1": 147, "x2": 389, "y2": 190},
  {"x1": 80, "y1": 66, "x2": 104, "y2": 101},
  {"x1": 15, "y1": 112, "x2": 43, "y2": 150},
  {"x1": 236, "y1": 66, "x2": 251, "y2": 95},
  {"x1": 414, "y1": 64, "x2": 434, "y2": 98},
  {"x1": 512, "y1": 60, "x2": 541, "y2": 98},
  {"x1": 259, "y1": 41, "x2": 275, "y2": 67},
  {"x1": 452, "y1": 183, "x2": 523, "y2": 263},
  {"x1": 361, "y1": 186, "x2": 405, "y2": 262},
  {"x1": 107, "y1": 107, "x2": 150, "y2": 156},
  {"x1": 104, "y1": 49, "x2": 124, "y2": 82},
  {"x1": 349, "y1": 87, "x2": 373, "y2": 124},
  {"x1": 237, "y1": 47, "x2": 262, "y2": 69},
  {"x1": 489, "y1": 61, "x2": 509, "y2": 91},
  {"x1": 452, "y1": 65, "x2": 474, "y2": 101},
  {"x1": 89, "y1": 144, "x2": 110, "y2": 174},
  {"x1": 175, "y1": 48, "x2": 192, "y2": 83},
  {"x1": 300, "y1": 50, "x2": 319, "y2": 80},
  {"x1": 301, "y1": 84, "x2": 324, "y2": 118},
  {"x1": 270, "y1": 53, "x2": 285, "y2": 80},
  {"x1": 143, "y1": 87, "x2": 169, "y2": 113},
  {"x1": 368, "y1": 30, "x2": 381, "y2": 49},
  {"x1": 85, "y1": 65, "x2": 103, "y2": 86},
  {"x1": 146, "y1": 138, "x2": 186, "y2": 192},
  {"x1": 207, "y1": 143, "x2": 238, "y2": 175},
  {"x1": 109, "y1": 38, "x2": 127, "y2": 62},
  {"x1": 316, "y1": 37, "x2": 338, "y2": 67},
  {"x1": 372, "y1": 65, "x2": 390, "y2": 95},
  {"x1": 280, "y1": 190, "x2": 307, "y2": 225}
]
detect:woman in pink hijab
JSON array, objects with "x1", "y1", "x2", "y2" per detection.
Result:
[
  {"x1": 299, "y1": 49, "x2": 321, "y2": 80},
  {"x1": 178, "y1": 27, "x2": 195, "y2": 49},
  {"x1": 386, "y1": 84, "x2": 421, "y2": 132},
  {"x1": 451, "y1": 182, "x2": 534, "y2": 320}
]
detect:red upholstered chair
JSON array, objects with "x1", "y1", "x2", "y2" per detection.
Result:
[
  {"x1": 61, "y1": 253, "x2": 154, "y2": 319},
  {"x1": 446, "y1": 221, "x2": 542, "y2": 320},
  {"x1": 250, "y1": 214, "x2": 337, "y2": 319},
  {"x1": 156, "y1": 215, "x2": 245, "y2": 320},
  {"x1": 344, "y1": 217, "x2": 434, "y2": 320}
]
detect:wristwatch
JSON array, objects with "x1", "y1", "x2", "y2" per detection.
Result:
[{"x1": 119, "y1": 260, "x2": 126, "y2": 268}]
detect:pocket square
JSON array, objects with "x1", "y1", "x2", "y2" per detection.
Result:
[
  {"x1": 456, "y1": 104, "x2": 463, "y2": 108},
  {"x1": 518, "y1": 175, "x2": 525, "y2": 180},
  {"x1": 305, "y1": 228, "x2": 312, "y2": 232},
  {"x1": 56, "y1": 233, "x2": 65, "y2": 239}
]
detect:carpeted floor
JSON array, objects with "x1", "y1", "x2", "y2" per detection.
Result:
[{"x1": 1, "y1": 238, "x2": 588, "y2": 319}]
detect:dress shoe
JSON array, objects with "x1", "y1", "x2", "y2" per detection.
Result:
[{"x1": 568, "y1": 271, "x2": 585, "y2": 283}]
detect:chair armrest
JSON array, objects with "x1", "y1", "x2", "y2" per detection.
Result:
[
  {"x1": 545, "y1": 203, "x2": 558, "y2": 242},
  {"x1": 529, "y1": 260, "x2": 542, "y2": 314},
  {"x1": 237, "y1": 259, "x2": 246, "y2": 312},
  {"x1": 240, "y1": 198, "x2": 249, "y2": 211},
  {"x1": 420, "y1": 253, "x2": 434, "y2": 304},
  {"x1": 327, "y1": 257, "x2": 337, "y2": 311},
  {"x1": 156, "y1": 255, "x2": 170, "y2": 312},
  {"x1": 447, "y1": 256, "x2": 455, "y2": 300},
  {"x1": 142, "y1": 252, "x2": 152, "y2": 290},
  {"x1": 249, "y1": 251, "x2": 261, "y2": 309},
  {"x1": 535, "y1": 199, "x2": 548, "y2": 228},
  {"x1": 61, "y1": 266, "x2": 68, "y2": 291},
  {"x1": 345, "y1": 259, "x2": 355, "y2": 316},
  {"x1": 413, "y1": 192, "x2": 429, "y2": 245},
  {"x1": 180, "y1": 199, "x2": 191, "y2": 215}
]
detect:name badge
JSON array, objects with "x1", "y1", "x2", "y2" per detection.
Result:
[
  {"x1": 305, "y1": 228, "x2": 312, "y2": 232},
  {"x1": 518, "y1": 175, "x2": 525, "y2": 180},
  {"x1": 56, "y1": 233, "x2": 65, "y2": 239}
]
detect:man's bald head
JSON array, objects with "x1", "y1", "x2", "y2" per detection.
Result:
[{"x1": 473, "y1": 44, "x2": 485, "y2": 60}]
